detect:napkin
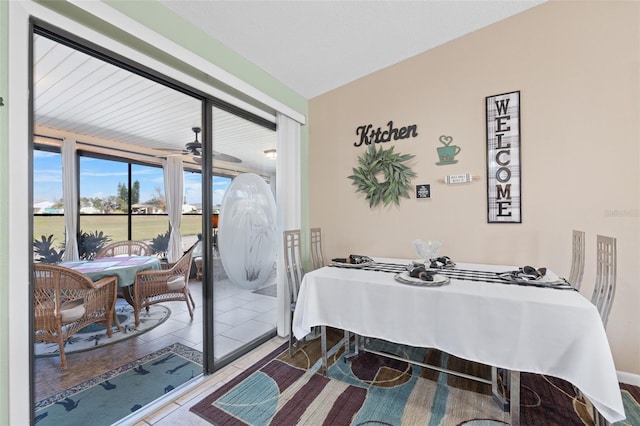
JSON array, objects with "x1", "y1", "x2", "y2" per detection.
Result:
[
  {"x1": 503, "y1": 265, "x2": 548, "y2": 281},
  {"x1": 331, "y1": 255, "x2": 373, "y2": 265},
  {"x1": 429, "y1": 256, "x2": 456, "y2": 269},
  {"x1": 408, "y1": 265, "x2": 437, "y2": 281}
]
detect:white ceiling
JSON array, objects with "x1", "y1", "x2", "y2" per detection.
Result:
[
  {"x1": 161, "y1": 0, "x2": 546, "y2": 99},
  {"x1": 34, "y1": 1, "x2": 546, "y2": 175}
]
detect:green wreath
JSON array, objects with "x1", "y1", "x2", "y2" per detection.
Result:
[{"x1": 348, "y1": 145, "x2": 416, "y2": 208}]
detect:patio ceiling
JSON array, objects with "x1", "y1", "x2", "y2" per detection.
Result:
[{"x1": 34, "y1": 34, "x2": 277, "y2": 176}]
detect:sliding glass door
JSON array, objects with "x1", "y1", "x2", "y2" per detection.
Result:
[{"x1": 31, "y1": 25, "x2": 277, "y2": 424}]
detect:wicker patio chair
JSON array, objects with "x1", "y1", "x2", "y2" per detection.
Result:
[
  {"x1": 96, "y1": 240, "x2": 153, "y2": 258},
  {"x1": 132, "y1": 246, "x2": 196, "y2": 327},
  {"x1": 34, "y1": 263, "x2": 118, "y2": 369}
]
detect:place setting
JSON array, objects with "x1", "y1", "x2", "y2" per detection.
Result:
[
  {"x1": 394, "y1": 266, "x2": 450, "y2": 287},
  {"x1": 392, "y1": 239, "x2": 452, "y2": 287},
  {"x1": 496, "y1": 265, "x2": 575, "y2": 290},
  {"x1": 329, "y1": 254, "x2": 374, "y2": 268}
]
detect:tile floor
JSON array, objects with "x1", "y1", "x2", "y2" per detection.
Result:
[
  {"x1": 34, "y1": 270, "x2": 279, "y2": 417},
  {"x1": 131, "y1": 335, "x2": 287, "y2": 425}
]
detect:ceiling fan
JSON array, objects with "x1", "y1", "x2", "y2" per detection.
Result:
[{"x1": 182, "y1": 127, "x2": 242, "y2": 164}]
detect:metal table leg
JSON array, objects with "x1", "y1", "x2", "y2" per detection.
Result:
[
  {"x1": 510, "y1": 370, "x2": 520, "y2": 426},
  {"x1": 320, "y1": 325, "x2": 327, "y2": 375},
  {"x1": 491, "y1": 366, "x2": 509, "y2": 411}
]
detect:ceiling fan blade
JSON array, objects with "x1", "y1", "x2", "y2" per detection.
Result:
[
  {"x1": 192, "y1": 151, "x2": 242, "y2": 164},
  {"x1": 212, "y1": 151, "x2": 242, "y2": 163}
]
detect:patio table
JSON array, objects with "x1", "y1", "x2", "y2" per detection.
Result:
[{"x1": 60, "y1": 256, "x2": 162, "y2": 287}]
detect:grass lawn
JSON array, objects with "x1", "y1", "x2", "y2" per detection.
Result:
[{"x1": 34, "y1": 214, "x2": 203, "y2": 250}]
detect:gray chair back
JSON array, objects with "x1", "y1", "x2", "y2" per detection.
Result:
[
  {"x1": 568, "y1": 230, "x2": 585, "y2": 290},
  {"x1": 310, "y1": 227, "x2": 325, "y2": 270},
  {"x1": 283, "y1": 230, "x2": 304, "y2": 305},
  {"x1": 591, "y1": 235, "x2": 616, "y2": 328}
]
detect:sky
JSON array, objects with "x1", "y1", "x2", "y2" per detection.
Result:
[{"x1": 33, "y1": 150, "x2": 231, "y2": 207}]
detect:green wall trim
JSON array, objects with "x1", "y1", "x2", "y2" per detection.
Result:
[{"x1": 103, "y1": 0, "x2": 307, "y2": 115}]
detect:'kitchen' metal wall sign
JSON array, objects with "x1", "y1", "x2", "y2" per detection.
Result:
[{"x1": 353, "y1": 121, "x2": 418, "y2": 147}]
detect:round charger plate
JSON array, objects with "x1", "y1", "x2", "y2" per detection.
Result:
[{"x1": 395, "y1": 271, "x2": 450, "y2": 287}]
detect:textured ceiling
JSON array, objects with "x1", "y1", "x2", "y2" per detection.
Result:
[
  {"x1": 34, "y1": 34, "x2": 278, "y2": 175},
  {"x1": 161, "y1": 0, "x2": 546, "y2": 99}
]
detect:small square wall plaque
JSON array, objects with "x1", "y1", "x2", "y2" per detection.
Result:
[{"x1": 416, "y1": 184, "x2": 431, "y2": 199}]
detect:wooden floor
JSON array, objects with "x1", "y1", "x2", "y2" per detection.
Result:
[{"x1": 34, "y1": 276, "x2": 278, "y2": 409}]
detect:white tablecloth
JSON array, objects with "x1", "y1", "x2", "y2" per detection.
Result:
[{"x1": 292, "y1": 258, "x2": 625, "y2": 423}]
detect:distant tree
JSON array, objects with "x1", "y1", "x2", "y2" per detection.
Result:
[
  {"x1": 103, "y1": 195, "x2": 122, "y2": 213},
  {"x1": 144, "y1": 186, "x2": 166, "y2": 212},
  {"x1": 117, "y1": 182, "x2": 128, "y2": 202},
  {"x1": 80, "y1": 197, "x2": 93, "y2": 208},
  {"x1": 92, "y1": 197, "x2": 104, "y2": 212},
  {"x1": 132, "y1": 180, "x2": 140, "y2": 204}
]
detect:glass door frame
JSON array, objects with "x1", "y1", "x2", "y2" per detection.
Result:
[{"x1": 28, "y1": 19, "x2": 279, "y2": 423}]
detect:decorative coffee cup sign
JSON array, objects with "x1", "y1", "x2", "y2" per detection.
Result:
[{"x1": 436, "y1": 135, "x2": 461, "y2": 165}]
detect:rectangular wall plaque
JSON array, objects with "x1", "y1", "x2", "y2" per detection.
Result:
[
  {"x1": 486, "y1": 91, "x2": 521, "y2": 223},
  {"x1": 416, "y1": 184, "x2": 431, "y2": 199}
]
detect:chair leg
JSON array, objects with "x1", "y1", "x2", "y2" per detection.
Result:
[
  {"x1": 57, "y1": 330, "x2": 67, "y2": 370},
  {"x1": 184, "y1": 289, "x2": 194, "y2": 319},
  {"x1": 112, "y1": 309, "x2": 122, "y2": 333},
  {"x1": 134, "y1": 304, "x2": 141, "y2": 327},
  {"x1": 188, "y1": 289, "x2": 196, "y2": 309},
  {"x1": 289, "y1": 310, "x2": 296, "y2": 357}
]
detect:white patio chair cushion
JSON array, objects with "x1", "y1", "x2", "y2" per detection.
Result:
[
  {"x1": 60, "y1": 299, "x2": 86, "y2": 323},
  {"x1": 166, "y1": 275, "x2": 186, "y2": 291}
]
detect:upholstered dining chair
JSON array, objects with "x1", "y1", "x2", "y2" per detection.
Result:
[
  {"x1": 34, "y1": 263, "x2": 118, "y2": 369},
  {"x1": 310, "y1": 227, "x2": 325, "y2": 270},
  {"x1": 591, "y1": 235, "x2": 617, "y2": 328},
  {"x1": 568, "y1": 230, "x2": 585, "y2": 290},
  {"x1": 284, "y1": 229, "x2": 305, "y2": 356},
  {"x1": 96, "y1": 240, "x2": 153, "y2": 258},
  {"x1": 132, "y1": 246, "x2": 195, "y2": 327}
]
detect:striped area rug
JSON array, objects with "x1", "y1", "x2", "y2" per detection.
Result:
[{"x1": 191, "y1": 329, "x2": 639, "y2": 425}]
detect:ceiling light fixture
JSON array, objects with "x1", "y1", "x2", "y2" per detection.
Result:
[{"x1": 264, "y1": 149, "x2": 277, "y2": 159}]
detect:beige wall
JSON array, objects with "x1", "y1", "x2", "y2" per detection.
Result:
[{"x1": 309, "y1": 1, "x2": 639, "y2": 375}]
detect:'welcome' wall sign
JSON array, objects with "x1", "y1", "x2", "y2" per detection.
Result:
[
  {"x1": 486, "y1": 91, "x2": 521, "y2": 223},
  {"x1": 354, "y1": 121, "x2": 418, "y2": 147}
]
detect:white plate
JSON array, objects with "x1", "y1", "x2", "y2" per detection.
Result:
[
  {"x1": 330, "y1": 261, "x2": 374, "y2": 268},
  {"x1": 394, "y1": 271, "x2": 450, "y2": 287}
]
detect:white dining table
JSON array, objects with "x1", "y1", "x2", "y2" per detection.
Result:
[{"x1": 292, "y1": 258, "x2": 625, "y2": 424}]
